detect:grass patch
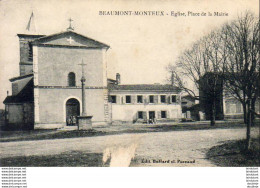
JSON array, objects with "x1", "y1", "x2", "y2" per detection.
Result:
[
  {"x1": 206, "y1": 138, "x2": 260, "y2": 167},
  {"x1": 0, "y1": 151, "x2": 109, "y2": 167}
]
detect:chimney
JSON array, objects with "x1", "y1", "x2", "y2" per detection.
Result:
[
  {"x1": 171, "y1": 71, "x2": 174, "y2": 86},
  {"x1": 116, "y1": 73, "x2": 121, "y2": 85}
]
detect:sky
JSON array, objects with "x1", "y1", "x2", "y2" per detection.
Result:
[{"x1": 0, "y1": 0, "x2": 258, "y2": 108}]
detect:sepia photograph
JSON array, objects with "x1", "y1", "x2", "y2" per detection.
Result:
[{"x1": 0, "y1": 0, "x2": 259, "y2": 171}]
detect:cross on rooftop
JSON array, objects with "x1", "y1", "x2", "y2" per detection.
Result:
[
  {"x1": 66, "y1": 36, "x2": 74, "y2": 44},
  {"x1": 67, "y1": 17, "x2": 74, "y2": 31}
]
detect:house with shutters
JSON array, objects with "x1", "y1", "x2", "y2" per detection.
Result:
[
  {"x1": 108, "y1": 74, "x2": 182, "y2": 124},
  {"x1": 3, "y1": 13, "x2": 182, "y2": 129}
]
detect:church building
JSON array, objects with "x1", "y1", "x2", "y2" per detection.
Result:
[{"x1": 3, "y1": 13, "x2": 182, "y2": 129}]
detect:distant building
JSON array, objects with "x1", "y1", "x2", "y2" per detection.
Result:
[
  {"x1": 181, "y1": 95, "x2": 200, "y2": 121},
  {"x1": 181, "y1": 95, "x2": 195, "y2": 109},
  {"x1": 199, "y1": 72, "x2": 259, "y2": 120},
  {"x1": 223, "y1": 94, "x2": 260, "y2": 119}
]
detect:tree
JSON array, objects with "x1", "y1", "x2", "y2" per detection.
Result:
[
  {"x1": 221, "y1": 12, "x2": 259, "y2": 150},
  {"x1": 167, "y1": 31, "x2": 226, "y2": 126},
  {"x1": 167, "y1": 12, "x2": 259, "y2": 144}
]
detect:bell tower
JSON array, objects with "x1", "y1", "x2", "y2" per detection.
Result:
[{"x1": 17, "y1": 12, "x2": 45, "y2": 76}]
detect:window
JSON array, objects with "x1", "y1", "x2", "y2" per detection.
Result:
[
  {"x1": 126, "y1": 95, "x2": 131, "y2": 103},
  {"x1": 160, "y1": 95, "x2": 166, "y2": 103},
  {"x1": 68, "y1": 72, "x2": 76, "y2": 86},
  {"x1": 137, "y1": 95, "x2": 143, "y2": 103},
  {"x1": 149, "y1": 95, "x2": 154, "y2": 103},
  {"x1": 161, "y1": 111, "x2": 167, "y2": 118},
  {"x1": 110, "y1": 95, "x2": 116, "y2": 103},
  {"x1": 138, "y1": 111, "x2": 143, "y2": 119},
  {"x1": 236, "y1": 103, "x2": 242, "y2": 113},
  {"x1": 28, "y1": 42, "x2": 33, "y2": 61},
  {"x1": 172, "y1": 95, "x2": 177, "y2": 103}
]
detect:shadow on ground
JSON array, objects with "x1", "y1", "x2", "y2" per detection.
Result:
[
  {"x1": 0, "y1": 151, "x2": 109, "y2": 167},
  {"x1": 206, "y1": 138, "x2": 260, "y2": 167}
]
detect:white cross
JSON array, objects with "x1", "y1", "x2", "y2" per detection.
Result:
[{"x1": 67, "y1": 36, "x2": 74, "y2": 44}]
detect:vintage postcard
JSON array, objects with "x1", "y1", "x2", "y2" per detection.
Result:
[{"x1": 0, "y1": 0, "x2": 259, "y2": 174}]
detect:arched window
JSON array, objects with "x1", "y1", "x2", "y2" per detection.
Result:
[{"x1": 68, "y1": 72, "x2": 76, "y2": 86}]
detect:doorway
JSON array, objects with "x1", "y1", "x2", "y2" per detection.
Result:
[
  {"x1": 149, "y1": 111, "x2": 155, "y2": 124},
  {"x1": 66, "y1": 98, "x2": 80, "y2": 126}
]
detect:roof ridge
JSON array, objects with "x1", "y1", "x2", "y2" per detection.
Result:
[
  {"x1": 9, "y1": 74, "x2": 33, "y2": 82},
  {"x1": 32, "y1": 30, "x2": 109, "y2": 48}
]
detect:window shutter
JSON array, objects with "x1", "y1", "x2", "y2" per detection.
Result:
[
  {"x1": 132, "y1": 95, "x2": 136, "y2": 104},
  {"x1": 116, "y1": 95, "x2": 120, "y2": 104},
  {"x1": 135, "y1": 112, "x2": 138, "y2": 121},
  {"x1": 144, "y1": 96, "x2": 148, "y2": 105},
  {"x1": 143, "y1": 111, "x2": 147, "y2": 121},
  {"x1": 108, "y1": 95, "x2": 112, "y2": 103},
  {"x1": 154, "y1": 95, "x2": 159, "y2": 104},
  {"x1": 122, "y1": 96, "x2": 124, "y2": 104},
  {"x1": 157, "y1": 111, "x2": 161, "y2": 119},
  {"x1": 167, "y1": 110, "x2": 170, "y2": 118},
  {"x1": 177, "y1": 95, "x2": 181, "y2": 103},
  {"x1": 168, "y1": 95, "x2": 171, "y2": 104}
]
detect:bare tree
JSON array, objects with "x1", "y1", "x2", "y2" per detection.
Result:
[
  {"x1": 167, "y1": 11, "x2": 259, "y2": 150},
  {"x1": 167, "y1": 31, "x2": 226, "y2": 125},
  {"x1": 222, "y1": 12, "x2": 259, "y2": 150}
]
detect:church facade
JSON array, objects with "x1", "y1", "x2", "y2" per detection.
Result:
[{"x1": 3, "y1": 14, "x2": 182, "y2": 129}]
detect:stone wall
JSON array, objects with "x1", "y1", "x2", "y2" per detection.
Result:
[
  {"x1": 37, "y1": 46, "x2": 104, "y2": 87},
  {"x1": 6, "y1": 102, "x2": 34, "y2": 129},
  {"x1": 34, "y1": 44, "x2": 108, "y2": 128},
  {"x1": 36, "y1": 88, "x2": 106, "y2": 126}
]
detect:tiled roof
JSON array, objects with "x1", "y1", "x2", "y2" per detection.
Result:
[
  {"x1": 3, "y1": 79, "x2": 34, "y2": 104},
  {"x1": 108, "y1": 84, "x2": 181, "y2": 92}
]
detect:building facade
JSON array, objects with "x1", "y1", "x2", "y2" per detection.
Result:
[
  {"x1": 223, "y1": 95, "x2": 260, "y2": 119},
  {"x1": 3, "y1": 14, "x2": 182, "y2": 129},
  {"x1": 108, "y1": 79, "x2": 182, "y2": 124}
]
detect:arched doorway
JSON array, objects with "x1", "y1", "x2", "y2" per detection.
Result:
[{"x1": 66, "y1": 98, "x2": 80, "y2": 126}]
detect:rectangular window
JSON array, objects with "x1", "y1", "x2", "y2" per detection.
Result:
[
  {"x1": 137, "y1": 95, "x2": 143, "y2": 103},
  {"x1": 160, "y1": 95, "x2": 166, "y2": 103},
  {"x1": 138, "y1": 111, "x2": 143, "y2": 119},
  {"x1": 161, "y1": 111, "x2": 167, "y2": 118},
  {"x1": 230, "y1": 104, "x2": 236, "y2": 114},
  {"x1": 226, "y1": 103, "x2": 230, "y2": 114},
  {"x1": 236, "y1": 102, "x2": 242, "y2": 113},
  {"x1": 28, "y1": 42, "x2": 33, "y2": 61},
  {"x1": 111, "y1": 95, "x2": 116, "y2": 103},
  {"x1": 149, "y1": 95, "x2": 154, "y2": 103},
  {"x1": 126, "y1": 95, "x2": 131, "y2": 103},
  {"x1": 172, "y1": 95, "x2": 177, "y2": 103}
]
